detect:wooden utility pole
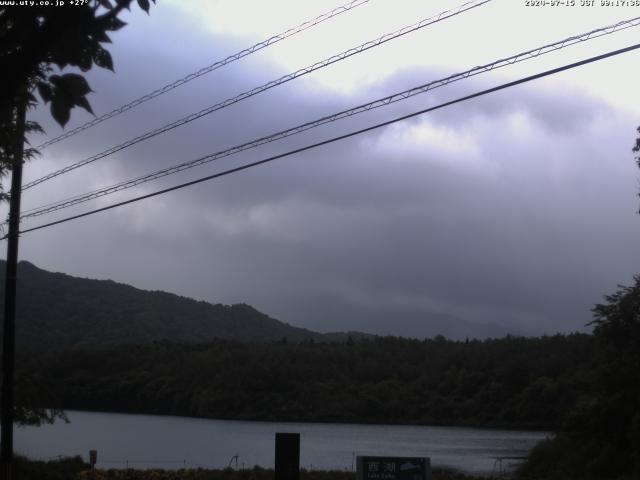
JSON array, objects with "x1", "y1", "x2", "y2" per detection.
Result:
[{"x1": 1, "y1": 98, "x2": 27, "y2": 480}]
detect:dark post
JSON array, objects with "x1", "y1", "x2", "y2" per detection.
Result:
[
  {"x1": 89, "y1": 450, "x2": 97, "y2": 470},
  {"x1": 275, "y1": 433, "x2": 300, "y2": 480},
  {"x1": 1, "y1": 98, "x2": 26, "y2": 480}
]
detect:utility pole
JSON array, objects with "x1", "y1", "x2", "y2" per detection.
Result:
[{"x1": 1, "y1": 97, "x2": 27, "y2": 480}]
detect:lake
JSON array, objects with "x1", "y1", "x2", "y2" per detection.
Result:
[{"x1": 15, "y1": 411, "x2": 549, "y2": 476}]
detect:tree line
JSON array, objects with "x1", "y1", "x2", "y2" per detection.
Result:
[{"x1": 19, "y1": 333, "x2": 594, "y2": 431}]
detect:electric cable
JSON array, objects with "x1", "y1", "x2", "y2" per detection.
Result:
[
  {"x1": 22, "y1": 0, "x2": 491, "y2": 190},
  {"x1": 19, "y1": 15, "x2": 640, "y2": 220},
  {"x1": 13, "y1": 41, "x2": 640, "y2": 238},
  {"x1": 33, "y1": 0, "x2": 374, "y2": 151}
]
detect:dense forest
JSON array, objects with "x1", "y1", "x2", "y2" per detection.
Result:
[
  {"x1": 518, "y1": 277, "x2": 640, "y2": 480},
  {"x1": 19, "y1": 334, "x2": 593, "y2": 430}
]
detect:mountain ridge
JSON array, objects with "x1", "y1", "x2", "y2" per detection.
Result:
[
  {"x1": 1, "y1": 260, "x2": 333, "y2": 350},
  {"x1": 1, "y1": 260, "x2": 518, "y2": 349}
]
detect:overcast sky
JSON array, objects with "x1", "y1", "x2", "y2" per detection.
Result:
[{"x1": 8, "y1": 0, "x2": 640, "y2": 338}]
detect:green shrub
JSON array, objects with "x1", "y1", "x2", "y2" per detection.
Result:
[{"x1": 13, "y1": 455, "x2": 88, "y2": 480}]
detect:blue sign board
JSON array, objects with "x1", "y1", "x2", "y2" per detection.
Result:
[{"x1": 357, "y1": 456, "x2": 431, "y2": 480}]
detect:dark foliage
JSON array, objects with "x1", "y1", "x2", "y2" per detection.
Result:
[
  {"x1": 0, "y1": 0, "x2": 155, "y2": 195},
  {"x1": 634, "y1": 126, "x2": 640, "y2": 213},
  {"x1": 0, "y1": 0, "x2": 155, "y2": 431},
  {"x1": 519, "y1": 277, "x2": 640, "y2": 479},
  {"x1": 19, "y1": 334, "x2": 594, "y2": 430},
  {"x1": 77, "y1": 467, "x2": 488, "y2": 480},
  {"x1": 13, "y1": 455, "x2": 88, "y2": 480}
]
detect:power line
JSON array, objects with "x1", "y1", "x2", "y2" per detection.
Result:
[
  {"x1": 19, "y1": 15, "x2": 640, "y2": 220},
  {"x1": 33, "y1": 0, "x2": 373, "y2": 151},
  {"x1": 22, "y1": 0, "x2": 491, "y2": 191},
  {"x1": 14, "y1": 42, "x2": 640, "y2": 238}
]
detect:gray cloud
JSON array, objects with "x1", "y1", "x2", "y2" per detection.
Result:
[{"x1": 14, "y1": 3, "x2": 640, "y2": 339}]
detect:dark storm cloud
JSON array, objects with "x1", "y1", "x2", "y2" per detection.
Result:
[{"x1": 16, "y1": 3, "x2": 640, "y2": 338}]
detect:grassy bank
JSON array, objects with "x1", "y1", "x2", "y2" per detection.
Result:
[
  {"x1": 79, "y1": 468, "x2": 492, "y2": 480},
  {"x1": 14, "y1": 455, "x2": 89, "y2": 480},
  {"x1": 13, "y1": 458, "x2": 496, "y2": 480}
]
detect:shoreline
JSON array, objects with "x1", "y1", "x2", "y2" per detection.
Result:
[
  {"x1": 52, "y1": 408, "x2": 553, "y2": 433},
  {"x1": 16, "y1": 456, "x2": 504, "y2": 480}
]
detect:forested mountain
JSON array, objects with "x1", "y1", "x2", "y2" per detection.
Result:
[
  {"x1": 0, "y1": 260, "x2": 516, "y2": 350},
  {"x1": 1, "y1": 260, "x2": 332, "y2": 350},
  {"x1": 20, "y1": 334, "x2": 594, "y2": 430}
]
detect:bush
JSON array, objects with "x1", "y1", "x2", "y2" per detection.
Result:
[{"x1": 13, "y1": 455, "x2": 88, "y2": 480}]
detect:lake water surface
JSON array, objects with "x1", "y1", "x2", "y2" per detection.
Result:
[{"x1": 15, "y1": 411, "x2": 549, "y2": 476}]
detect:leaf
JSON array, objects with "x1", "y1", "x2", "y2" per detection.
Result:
[
  {"x1": 92, "y1": 45, "x2": 113, "y2": 71},
  {"x1": 25, "y1": 121, "x2": 45, "y2": 135},
  {"x1": 37, "y1": 82, "x2": 53, "y2": 103},
  {"x1": 111, "y1": 0, "x2": 132, "y2": 10},
  {"x1": 48, "y1": 74, "x2": 63, "y2": 87},
  {"x1": 75, "y1": 96, "x2": 94, "y2": 115},
  {"x1": 50, "y1": 99, "x2": 71, "y2": 127},
  {"x1": 24, "y1": 148, "x2": 39, "y2": 160},
  {"x1": 92, "y1": 28, "x2": 112, "y2": 43},
  {"x1": 58, "y1": 73, "x2": 92, "y2": 97},
  {"x1": 104, "y1": 16, "x2": 127, "y2": 31},
  {"x1": 137, "y1": 0, "x2": 149, "y2": 12},
  {"x1": 77, "y1": 51, "x2": 92, "y2": 72},
  {"x1": 47, "y1": 74, "x2": 95, "y2": 125}
]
